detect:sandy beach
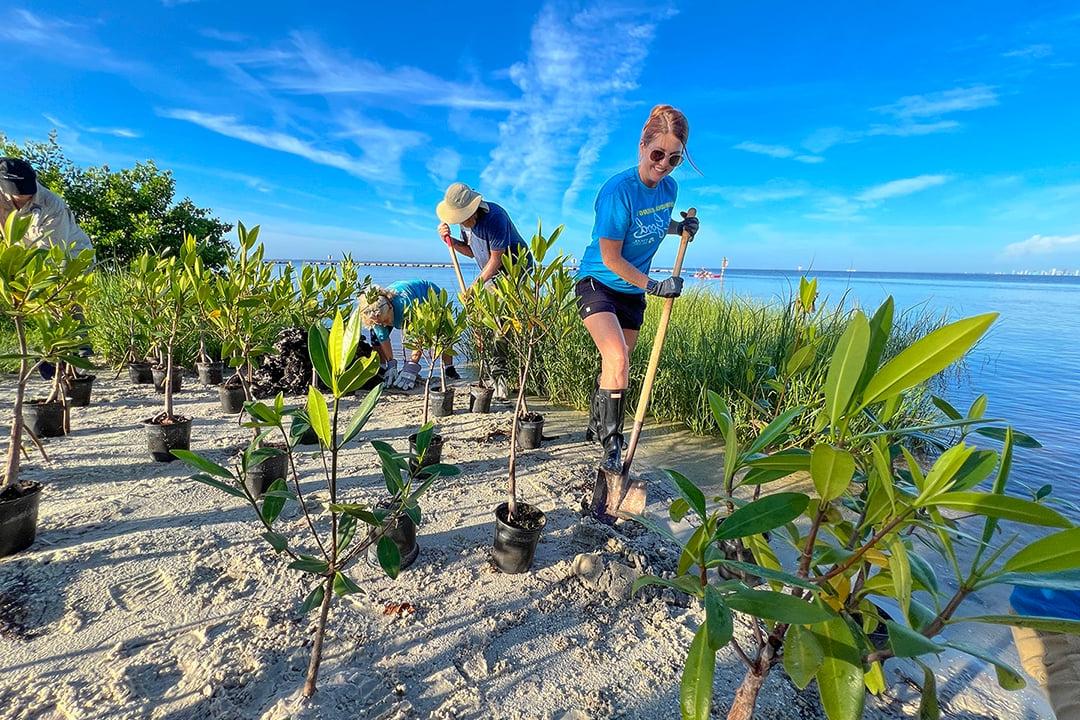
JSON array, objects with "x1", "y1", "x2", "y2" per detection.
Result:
[{"x1": 0, "y1": 371, "x2": 1054, "y2": 719}]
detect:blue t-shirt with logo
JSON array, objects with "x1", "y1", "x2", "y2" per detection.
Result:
[
  {"x1": 372, "y1": 279, "x2": 439, "y2": 343},
  {"x1": 576, "y1": 167, "x2": 678, "y2": 295},
  {"x1": 464, "y1": 202, "x2": 530, "y2": 272}
]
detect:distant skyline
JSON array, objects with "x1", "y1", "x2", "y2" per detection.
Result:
[{"x1": 2, "y1": 1, "x2": 1078, "y2": 272}]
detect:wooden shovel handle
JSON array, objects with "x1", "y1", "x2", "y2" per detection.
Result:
[
  {"x1": 621, "y1": 208, "x2": 696, "y2": 473},
  {"x1": 444, "y1": 234, "x2": 468, "y2": 298}
]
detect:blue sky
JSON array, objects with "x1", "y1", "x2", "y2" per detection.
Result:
[{"x1": 2, "y1": 1, "x2": 1078, "y2": 272}]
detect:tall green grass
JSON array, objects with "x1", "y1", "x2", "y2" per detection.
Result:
[{"x1": 511, "y1": 288, "x2": 948, "y2": 443}]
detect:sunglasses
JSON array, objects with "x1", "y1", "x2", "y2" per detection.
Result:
[{"x1": 647, "y1": 147, "x2": 683, "y2": 168}]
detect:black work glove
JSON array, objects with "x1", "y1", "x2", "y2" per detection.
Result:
[
  {"x1": 675, "y1": 211, "x2": 699, "y2": 241},
  {"x1": 646, "y1": 276, "x2": 683, "y2": 298}
]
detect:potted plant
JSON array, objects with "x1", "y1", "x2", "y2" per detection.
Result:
[
  {"x1": 462, "y1": 294, "x2": 497, "y2": 413},
  {"x1": 140, "y1": 239, "x2": 196, "y2": 462},
  {"x1": 0, "y1": 212, "x2": 94, "y2": 556},
  {"x1": 173, "y1": 309, "x2": 456, "y2": 697},
  {"x1": 475, "y1": 222, "x2": 574, "y2": 573},
  {"x1": 632, "y1": 297, "x2": 1080, "y2": 720},
  {"x1": 27, "y1": 315, "x2": 93, "y2": 436}
]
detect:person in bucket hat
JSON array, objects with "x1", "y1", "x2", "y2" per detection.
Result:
[{"x1": 436, "y1": 182, "x2": 531, "y2": 400}]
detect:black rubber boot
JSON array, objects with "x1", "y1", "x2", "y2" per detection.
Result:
[
  {"x1": 598, "y1": 388, "x2": 626, "y2": 473},
  {"x1": 584, "y1": 379, "x2": 600, "y2": 442}
]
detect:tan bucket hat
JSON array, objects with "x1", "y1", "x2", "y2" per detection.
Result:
[{"x1": 436, "y1": 182, "x2": 485, "y2": 225}]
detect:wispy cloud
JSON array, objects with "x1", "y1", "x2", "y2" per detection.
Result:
[
  {"x1": 426, "y1": 148, "x2": 462, "y2": 189},
  {"x1": 1003, "y1": 44, "x2": 1053, "y2": 59},
  {"x1": 42, "y1": 113, "x2": 140, "y2": 139},
  {"x1": 698, "y1": 181, "x2": 809, "y2": 206},
  {"x1": 199, "y1": 28, "x2": 248, "y2": 43},
  {"x1": 480, "y1": 0, "x2": 676, "y2": 213},
  {"x1": 733, "y1": 141, "x2": 823, "y2": 164},
  {"x1": 855, "y1": 174, "x2": 951, "y2": 203},
  {"x1": 1003, "y1": 233, "x2": 1080, "y2": 256},
  {"x1": 876, "y1": 85, "x2": 999, "y2": 119},
  {"x1": 159, "y1": 109, "x2": 404, "y2": 182},
  {"x1": 1, "y1": 8, "x2": 150, "y2": 77}
]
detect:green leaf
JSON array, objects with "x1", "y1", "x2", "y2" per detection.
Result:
[
  {"x1": 306, "y1": 385, "x2": 332, "y2": 449},
  {"x1": 628, "y1": 512, "x2": 681, "y2": 545},
  {"x1": 917, "y1": 443, "x2": 976, "y2": 502},
  {"x1": 921, "y1": 492, "x2": 1071, "y2": 528},
  {"x1": 950, "y1": 615, "x2": 1080, "y2": 635},
  {"x1": 413, "y1": 422, "x2": 434, "y2": 459},
  {"x1": 715, "y1": 492, "x2": 810, "y2": 540},
  {"x1": 931, "y1": 395, "x2": 962, "y2": 421},
  {"x1": 172, "y1": 449, "x2": 232, "y2": 478},
  {"x1": 746, "y1": 406, "x2": 804, "y2": 456},
  {"x1": 300, "y1": 585, "x2": 325, "y2": 614},
  {"x1": 975, "y1": 426, "x2": 1042, "y2": 448},
  {"x1": 328, "y1": 310, "x2": 345, "y2": 375},
  {"x1": 907, "y1": 550, "x2": 940, "y2": 595},
  {"x1": 631, "y1": 574, "x2": 705, "y2": 599},
  {"x1": 704, "y1": 586, "x2": 733, "y2": 651},
  {"x1": 886, "y1": 620, "x2": 944, "y2": 657},
  {"x1": 917, "y1": 662, "x2": 940, "y2": 720},
  {"x1": 377, "y1": 535, "x2": 401, "y2": 579},
  {"x1": 665, "y1": 469, "x2": 707, "y2": 522},
  {"x1": 725, "y1": 588, "x2": 833, "y2": 624},
  {"x1": 288, "y1": 555, "x2": 329, "y2": 574},
  {"x1": 308, "y1": 325, "x2": 332, "y2": 389},
  {"x1": 669, "y1": 498, "x2": 691, "y2": 523},
  {"x1": 887, "y1": 536, "x2": 913, "y2": 621},
  {"x1": 333, "y1": 571, "x2": 361, "y2": 596},
  {"x1": 329, "y1": 502, "x2": 382, "y2": 526},
  {"x1": 855, "y1": 296, "x2": 894, "y2": 397},
  {"x1": 823, "y1": 310, "x2": 870, "y2": 425},
  {"x1": 1003, "y1": 527, "x2": 1080, "y2": 574},
  {"x1": 950, "y1": 450, "x2": 1000, "y2": 492},
  {"x1": 860, "y1": 313, "x2": 997, "y2": 408},
  {"x1": 705, "y1": 558, "x2": 819, "y2": 591},
  {"x1": 786, "y1": 344, "x2": 817, "y2": 376},
  {"x1": 261, "y1": 478, "x2": 289, "y2": 524},
  {"x1": 191, "y1": 473, "x2": 246, "y2": 498},
  {"x1": 261, "y1": 530, "x2": 288, "y2": 553},
  {"x1": 784, "y1": 624, "x2": 824, "y2": 690},
  {"x1": 337, "y1": 513, "x2": 357, "y2": 553},
  {"x1": 678, "y1": 524, "x2": 709, "y2": 576},
  {"x1": 342, "y1": 384, "x2": 383, "y2": 445},
  {"x1": 811, "y1": 444, "x2": 855, "y2": 502},
  {"x1": 813, "y1": 614, "x2": 866, "y2": 720},
  {"x1": 945, "y1": 641, "x2": 1026, "y2": 690},
  {"x1": 679, "y1": 625, "x2": 716, "y2": 720},
  {"x1": 864, "y1": 661, "x2": 886, "y2": 696},
  {"x1": 991, "y1": 570, "x2": 1080, "y2": 591}
]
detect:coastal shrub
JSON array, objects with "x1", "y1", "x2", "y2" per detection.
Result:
[
  {"x1": 404, "y1": 287, "x2": 467, "y2": 423},
  {"x1": 174, "y1": 311, "x2": 456, "y2": 697},
  {"x1": 521, "y1": 280, "x2": 944, "y2": 446},
  {"x1": 632, "y1": 298, "x2": 1080, "y2": 720}
]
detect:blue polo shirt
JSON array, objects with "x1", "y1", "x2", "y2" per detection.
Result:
[
  {"x1": 576, "y1": 167, "x2": 678, "y2": 294},
  {"x1": 464, "y1": 202, "x2": 530, "y2": 272},
  {"x1": 372, "y1": 279, "x2": 439, "y2": 343}
]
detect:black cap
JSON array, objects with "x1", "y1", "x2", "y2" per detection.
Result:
[{"x1": 0, "y1": 157, "x2": 38, "y2": 196}]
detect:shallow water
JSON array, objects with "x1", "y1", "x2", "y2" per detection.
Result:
[{"x1": 308, "y1": 262, "x2": 1080, "y2": 517}]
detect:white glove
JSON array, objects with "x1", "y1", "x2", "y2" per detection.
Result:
[
  {"x1": 382, "y1": 359, "x2": 399, "y2": 387},
  {"x1": 393, "y1": 361, "x2": 421, "y2": 390}
]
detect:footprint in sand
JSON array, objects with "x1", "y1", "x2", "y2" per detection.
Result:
[{"x1": 107, "y1": 568, "x2": 177, "y2": 611}]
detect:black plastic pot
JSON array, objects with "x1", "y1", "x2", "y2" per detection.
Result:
[
  {"x1": 368, "y1": 502, "x2": 420, "y2": 572},
  {"x1": 517, "y1": 413, "x2": 545, "y2": 450},
  {"x1": 64, "y1": 375, "x2": 95, "y2": 407},
  {"x1": 469, "y1": 385, "x2": 494, "y2": 414},
  {"x1": 27, "y1": 400, "x2": 65, "y2": 437},
  {"x1": 429, "y1": 388, "x2": 454, "y2": 418},
  {"x1": 245, "y1": 448, "x2": 288, "y2": 498},
  {"x1": 144, "y1": 416, "x2": 192, "y2": 462},
  {"x1": 408, "y1": 432, "x2": 444, "y2": 468},
  {"x1": 128, "y1": 362, "x2": 153, "y2": 384},
  {"x1": 218, "y1": 382, "x2": 246, "y2": 414},
  {"x1": 152, "y1": 366, "x2": 183, "y2": 394},
  {"x1": 0, "y1": 482, "x2": 42, "y2": 557},
  {"x1": 196, "y1": 361, "x2": 224, "y2": 386},
  {"x1": 493, "y1": 501, "x2": 546, "y2": 574}
]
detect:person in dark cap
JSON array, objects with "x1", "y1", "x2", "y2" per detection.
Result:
[{"x1": 0, "y1": 157, "x2": 92, "y2": 252}]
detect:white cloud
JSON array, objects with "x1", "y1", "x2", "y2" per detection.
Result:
[
  {"x1": 795, "y1": 154, "x2": 825, "y2": 164},
  {"x1": 1003, "y1": 44, "x2": 1053, "y2": 59},
  {"x1": 1, "y1": 8, "x2": 150, "y2": 77},
  {"x1": 876, "y1": 85, "x2": 998, "y2": 119},
  {"x1": 42, "y1": 113, "x2": 69, "y2": 129},
  {"x1": 856, "y1": 174, "x2": 951, "y2": 203},
  {"x1": 804, "y1": 121, "x2": 960, "y2": 153},
  {"x1": 199, "y1": 28, "x2": 248, "y2": 43},
  {"x1": 733, "y1": 141, "x2": 824, "y2": 164},
  {"x1": 1003, "y1": 234, "x2": 1080, "y2": 256},
  {"x1": 480, "y1": 0, "x2": 675, "y2": 213},
  {"x1": 86, "y1": 126, "x2": 141, "y2": 138},
  {"x1": 698, "y1": 181, "x2": 808, "y2": 206},
  {"x1": 426, "y1": 148, "x2": 462, "y2": 188}
]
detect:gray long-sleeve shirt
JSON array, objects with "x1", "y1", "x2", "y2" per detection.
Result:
[{"x1": 0, "y1": 186, "x2": 93, "y2": 252}]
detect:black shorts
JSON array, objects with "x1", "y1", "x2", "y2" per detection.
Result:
[{"x1": 575, "y1": 277, "x2": 647, "y2": 331}]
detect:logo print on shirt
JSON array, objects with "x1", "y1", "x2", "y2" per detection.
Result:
[{"x1": 628, "y1": 215, "x2": 668, "y2": 246}]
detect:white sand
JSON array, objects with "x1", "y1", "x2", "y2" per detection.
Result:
[{"x1": 0, "y1": 372, "x2": 1053, "y2": 719}]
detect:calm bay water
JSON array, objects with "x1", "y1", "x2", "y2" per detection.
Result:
[{"x1": 322, "y1": 263, "x2": 1080, "y2": 515}]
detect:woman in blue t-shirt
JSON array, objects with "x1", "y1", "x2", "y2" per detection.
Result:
[
  {"x1": 576, "y1": 105, "x2": 700, "y2": 471},
  {"x1": 359, "y1": 280, "x2": 459, "y2": 390}
]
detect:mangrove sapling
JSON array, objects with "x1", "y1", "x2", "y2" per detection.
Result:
[
  {"x1": 0, "y1": 212, "x2": 95, "y2": 554},
  {"x1": 404, "y1": 288, "x2": 467, "y2": 424},
  {"x1": 173, "y1": 309, "x2": 458, "y2": 697},
  {"x1": 632, "y1": 299, "x2": 1080, "y2": 720}
]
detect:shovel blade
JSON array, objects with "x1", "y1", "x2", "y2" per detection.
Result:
[{"x1": 589, "y1": 467, "x2": 647, "y2": 523}]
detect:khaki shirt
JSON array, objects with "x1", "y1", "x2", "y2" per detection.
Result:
[{"x1": 0, "y1": 186, "x2": 93, "y2": 252}]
